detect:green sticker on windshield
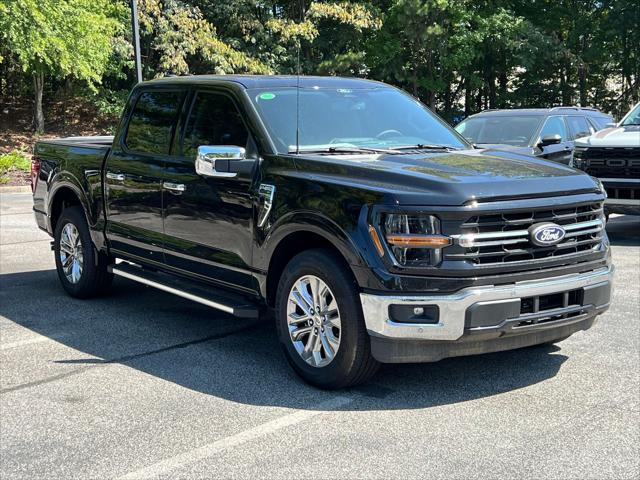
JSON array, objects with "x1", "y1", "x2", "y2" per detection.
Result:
[{"x1": 259, "y1": 92, "x2": 276, "y2": 100}]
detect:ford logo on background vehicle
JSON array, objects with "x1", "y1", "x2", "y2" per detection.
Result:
[{"x1": 529, "y1": 223, "x2": 566, "y2": 246}]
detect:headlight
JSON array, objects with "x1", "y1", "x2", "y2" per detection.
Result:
[
  {"x1": 379, "y1": 214, "x2": 450, "y2": 267},
  {"x1": 572, "y1": 146, "x2": 587, "y2": 169}
]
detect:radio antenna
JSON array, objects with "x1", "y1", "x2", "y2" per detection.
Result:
[{"x1": 295, "y1": 0, "x2": 303, "y2": 154}]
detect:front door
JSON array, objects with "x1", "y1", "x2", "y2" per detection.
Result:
[
  {"x1": 105, "y1": 89, "x2": 185, "y2": 264},
  {"x1": 162, "y1": 90, "x2": 258, "y2": 292}
]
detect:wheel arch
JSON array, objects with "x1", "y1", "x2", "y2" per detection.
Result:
[
  {"x1": 48, "y1": 183, "x2": 88, "y2": 234},
  {"x1": 262, "y1": 218, "x2": 368, "y2": 308}
]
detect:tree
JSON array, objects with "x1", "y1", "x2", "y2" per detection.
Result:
[
  {"x1": 0, "y1": 0, "x2": 122, "y2": 132},
  {"x1": 136, "y1": 0, "x2": 270, "y2": 77}
]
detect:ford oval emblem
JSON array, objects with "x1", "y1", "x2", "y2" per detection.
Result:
[{"x1": 529, "y1": 223, "x2": 566, "y2": 246}]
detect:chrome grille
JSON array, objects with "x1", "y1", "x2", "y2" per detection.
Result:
[{"x1": 447, "y1": 202, "x2": 604, "y2": 265}]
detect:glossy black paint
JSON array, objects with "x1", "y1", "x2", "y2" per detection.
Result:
[{"x1": 33, "y1": 75, "x2": 609, "y2": 305}]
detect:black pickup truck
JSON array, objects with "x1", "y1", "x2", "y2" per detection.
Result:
[{"x1": 32, "y1": 76, "x2": 614, "y2": 388}]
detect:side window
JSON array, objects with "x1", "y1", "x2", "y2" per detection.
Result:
[
  {"x1": 590, "y1": 117, "x2": 612, "y2": 130},
  {"x1": 125, "y1": 91, "x2": 184, "y2": 154},
  {"x1": 566, "y1": 116, "x2": 594, "y2": 139},
  {"x1": 183, "y1": 92, "x2": 249, "y2": 158},
  {"x1": 538, "y1": 116, "x2": 567, "y2": 142}
]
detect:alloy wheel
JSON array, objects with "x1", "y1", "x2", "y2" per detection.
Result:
[
  {"x1": 286, "y1": 275, "x2": 342, "y2": 367},
  {"x1": 59, "y1": 223, "x2": 84, "y2": 284}
]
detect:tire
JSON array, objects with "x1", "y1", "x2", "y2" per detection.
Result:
[
  {"x1": 275, "y1": 248, "x2": 379, "y2": 389},
  {"x1": 54, "y1": 206, "x2": 113, "y2": 298}
]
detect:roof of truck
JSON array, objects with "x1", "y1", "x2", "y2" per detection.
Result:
[{"x1": 142, "y1": 75, "x2": 388, "y2": 90}]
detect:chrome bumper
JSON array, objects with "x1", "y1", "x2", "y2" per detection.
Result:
[{"x1": 360, "y1": 266, "x2": 614, "y2": 341}]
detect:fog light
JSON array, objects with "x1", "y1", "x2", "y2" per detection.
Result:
[{"x1": 389, "y1": 305, "x2": 439, "y2": 324}]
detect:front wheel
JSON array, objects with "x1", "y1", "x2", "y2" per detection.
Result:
[
  {"x1": 54, "y1": 206, "x2": 113, "y2": 298},
  {"x1": 275, "y1": 248, "x2": 379, "y2": 389}
]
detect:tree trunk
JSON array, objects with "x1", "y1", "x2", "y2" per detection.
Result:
[{"x1": 33, "y1": 72, "x2": 45, "y2": 133}]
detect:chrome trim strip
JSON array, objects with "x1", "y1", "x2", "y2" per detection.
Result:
[
  {"x1": 360, "y1": 266, "x2": 613, "y2": 341},
  {"x1": 257, "y1": 184, "x2": 276, "y2": 228},
  {"x1": 110, "y1": 266, "x2": 236, "y2": 314},
  {"x1": 564, "y1": 219, "x2": 603, "y2": 231},
  {"x1": 600, "y1": 178, "x2": 640, "y2": 184},
  {"x1": 605, "y1": 198, "x2": 640, "y2": 206}
]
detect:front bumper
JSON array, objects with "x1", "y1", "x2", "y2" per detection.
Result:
[
  {"x1": 360, "y1": 266, "x2": 613, "y2": 361},
  {"x1": 601, "y1": 178, "x2": 640, "y2": 215}
]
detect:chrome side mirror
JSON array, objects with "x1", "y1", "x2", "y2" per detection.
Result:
[{"x1": 195, "y1": 145, "x2": 246, "y2": 178}]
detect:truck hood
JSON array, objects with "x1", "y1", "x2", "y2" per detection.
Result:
[
  {"x1": 575, "y1": 125, "x2": 640, "y2": 148},
  {"x1": 291, "y1": 148, "x2": 601, "y2": 206}
]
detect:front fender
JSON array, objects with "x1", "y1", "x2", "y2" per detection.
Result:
[{"x1": 255, "y1": 210, "x2": 374, "y2": 273}]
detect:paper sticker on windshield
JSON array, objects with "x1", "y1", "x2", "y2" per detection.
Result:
[{"x1": 259, "y1": 92, "x2": 276, "y2": 100}]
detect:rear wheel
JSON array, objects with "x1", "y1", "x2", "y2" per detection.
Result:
[
  {"x1": 54, "y1": 206, "x2": 113, "y2": 298},
  {"x1": 275, "y1": 248, "x2": 379, "y2": 389}
]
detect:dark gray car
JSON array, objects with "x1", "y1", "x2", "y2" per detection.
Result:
[{"x1": 455, "y1": 107, "x2": 614, "y2": 164}]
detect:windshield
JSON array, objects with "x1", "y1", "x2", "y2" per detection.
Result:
[
  {"x1": 455, "y1": 115, "x2": 543, "y2": 147},
  {"x1": 249, "y1": 87, "x2": 468, "y2": 154},
  {"x1": 621, "y1": 103, "x2": 640, "y2": 126}
]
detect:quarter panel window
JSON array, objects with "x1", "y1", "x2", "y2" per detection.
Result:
[
  {"x1": 183, "y1": 92, "x2": 249, "y2": 158},
  {"x1": 538, "y1": 116, "x2": 567, "y2": 142},
  {"x1": 125, "y1": 91, "x2": 184, "y2": 154}
]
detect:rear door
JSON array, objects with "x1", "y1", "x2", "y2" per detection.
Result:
[
  {"x1": 105, "y1": 89, "x2": 185, "y2": 264},
  {"x1": 161, "y1": 90, "x2": 258, "y2": 292},
  {"x1": 536, "y1": 115, "x2": 573, "y2": 164}
]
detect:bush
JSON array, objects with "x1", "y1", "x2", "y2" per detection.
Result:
[
  {"x1": 0, "y1": 150, "x2": 31, "y2": 184},
  {"x1": 91, "y1": 88, "x2": 129, "y2": 118}
]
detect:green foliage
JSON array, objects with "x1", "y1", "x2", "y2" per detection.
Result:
[
  {"x1": 0, "y1": 0, "x2": 123, "y2": 86},
  {"x1": 90, "y1": 88, "x2": 130, "y2": 118},
  {"x1": 0, "y1": 150, "x2": 31, "y2": 183},
  {"x1": 0, "y1": 151, "x2": 30, "y2": 172}
]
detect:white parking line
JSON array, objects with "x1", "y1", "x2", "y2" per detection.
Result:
[
  {"x1": 117, "y1": 395, "x2": 354, "y2": 480},
  {"x1": 0, "y1": 333, "x2": 68, "y2": 351}
]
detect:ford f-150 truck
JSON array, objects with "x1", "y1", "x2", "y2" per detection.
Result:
[
  {"x1": 573, "y1": 102, "x2": 640, "y2": 215},
  {"x1": 32, "y1": 76, "x2": 614, "y2": 388}
]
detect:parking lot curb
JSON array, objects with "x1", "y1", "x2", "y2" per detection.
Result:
[{"x1": 0, "y1": 185, "x2": 31, "y2": 194}]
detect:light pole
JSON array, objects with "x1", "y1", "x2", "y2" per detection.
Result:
[{"x1": 131, "y1": 0, "x2": 143, "y2": 83}]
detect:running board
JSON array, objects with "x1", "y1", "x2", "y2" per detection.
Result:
[{"x1": 108, "y1": 263, "x2": 259, "y2": 319}]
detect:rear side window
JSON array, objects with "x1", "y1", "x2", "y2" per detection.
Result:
[
  {"x1": 182, "y1": 92, "x2": 249, "y2": 158},
  {"x1": 125, "y1": 91, "x2": 184, "y2": 154},
  {"x1": 539, "y1": 116, "x2": 567, "y2": 142},
  {"x1": 566, "y1": 116, "x2": 594, "y2": 139}
]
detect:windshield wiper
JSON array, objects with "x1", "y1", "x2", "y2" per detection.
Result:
[
  {"x1": 389, "y1": 144, "x2": 459, "y2": 151},
  {"x1": 289, "y1": 145, "x2": 399, "y2": 155}
]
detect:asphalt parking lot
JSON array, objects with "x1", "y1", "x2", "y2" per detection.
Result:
[{"x1": 0, "y1": 191, "x2": 638, "y2": 480}]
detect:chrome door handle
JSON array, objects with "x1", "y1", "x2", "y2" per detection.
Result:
[
  {"x1": 106, "y1": 172, "x2": 125, "y2": 181},
  {"x1": 163, "y1": 182, "x2": 186, "y2": 194}
]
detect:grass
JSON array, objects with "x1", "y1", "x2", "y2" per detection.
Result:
[{"x1": 0, "y1": 150, "x2": 31, "y2": 184}]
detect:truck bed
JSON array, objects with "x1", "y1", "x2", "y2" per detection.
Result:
[{"x1": 33, "y1": 136, "x2": 115, "y2": 231}]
